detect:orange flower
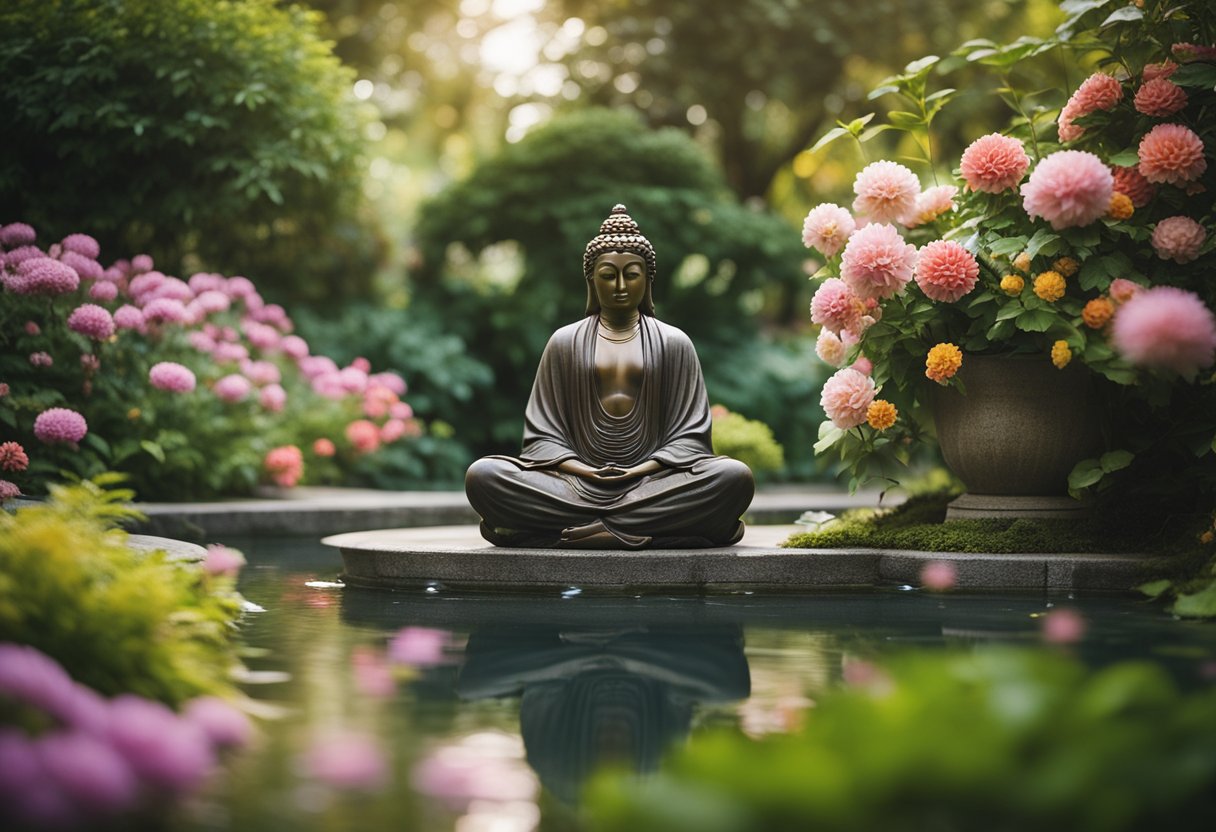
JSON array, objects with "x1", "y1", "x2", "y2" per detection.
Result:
[
  {"x1": 1107, "y1": 192, "x2": 1134, "y2": 221},
  {"x1": 1052, "y1": 256, "x2": 1080, "y2": 277},
  {"x1": 1082, "y1": 297, "x2": 1115, "y2": 329},
  {"x1": 1051, "y1": 340, "x2": 1072, "y2": 369},
  {"x1": 1033, "y1": 271, "x2": 1066, "y2": 302},
  {"x1": 866, "y1": 399, "x2": 898, "y2": 431},
  {"x1": 925, "y1": 343, "x2": 963, "y2": 383},
  {"x1": 1000, "y1": 274, "x2": 1024, "y2": 296}
]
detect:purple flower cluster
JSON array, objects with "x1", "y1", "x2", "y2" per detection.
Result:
[{"x1": 0, "y1": 643, "x2": 251, "y2": 829}]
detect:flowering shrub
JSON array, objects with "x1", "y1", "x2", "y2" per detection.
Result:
[
  {"x1": 0, "y1": 223, "x2": 452, "y2": 500},
  {"x1": 804, "y1": 1, "x2": 1216, "y2": 503}
]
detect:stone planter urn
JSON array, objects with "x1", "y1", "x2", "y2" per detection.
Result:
[{"x1": 931, "y1": 354, "x2": 1104, "y2": 520}]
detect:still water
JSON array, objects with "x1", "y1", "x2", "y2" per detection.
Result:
[{"x1": 184, "y1": 535, "x2": 1216, "y2": 832}]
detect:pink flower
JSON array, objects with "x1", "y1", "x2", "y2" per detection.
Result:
[
  {"x1": 187, "y1": 272, "x2": 225, "y2": 293},
  {"x1": 1143, "y1": 60, "x2": 1178, "y2": 82},
  {"x1": 0, "y1": 480, "x2": 20, "y2": 501},
  {"x1": 850, "y1": 355, "x2": 873, "y2": 376},
  {"x1": 149, "y1": 362, "x2": 197, "y2": 393},
  {"x1": 820, "y1": 368, "x2": 876, "y2": 429},
  {"x1": 240, "y1": 359, "x2": 281, "y2": 386},
  {"x1": 264, "y1": 445, "x2": 304, "y2": 487},
  {"x1": 1110, "y1": 164, "x2": 1155, "y2": 208},
  {"x1": 815, "y1": 329, "x2": 847, "y2": 367},
  {"x1": 852, "y1": 160, "x2": 920, "y2": 224},
  {"x1": 1151, "y1": 216, "x2": 1206, "y2": 264},
  {"x1": 339, "y1": 366, "x2": 369, "y2": 394},
  {"x1": 346, "y1": 420, "x2": 381, "y2": 454},
  {"x1": 16, "y1": 257, "x2": 79, "y2": 295},
  {"x1": 920, "y1": 560, "x2": 957, "y2": 591},
  {"x1": 212, "y1": 342, "x2": 249, "y2": 364},
  {"x1": 313, "y1": 438, "x2": 336, "y2": 457},
  {"x1": 1134, "y1": 78, "x2": 1188, "y2": 117},
  {"x1": 188, "y1": 331, "x2": 216, "y2": 352},
  {"x1": 130, "y1": 254, "x2": 154, "y2": 273},
  {"x1": 113, "y1": 305, "x2": 144, "y2": 331},
  {"x1": 141, "y1": 297, "x2": 189, "y2": 325},
  {"x1": 213, "y1": 374, "x2": 253, "y2": 403},
  {"x1": 241, "y1": 320, "x2": 280, "y2": 351},
  {"x1": 0, "y1": 383, "x2": 8, "y2": 397},
  {"x1": 902, "y1": 185, "x2": 957, "y2": 228},
  {"x1": 1057, "y1": 73, "x2": 1123, "y2": 141},
  {"x1": 33, "y1": 408, "x2": 87, "y2": 444},
  {"x1": 959, "y1": 133, "x2": 1030, "y2": 193},
  {"x1": 388, "y1": 627, "x2": 449, "y2": 666},
  {"x1": 259, "y1": 383, "x2": 287, "y2": 412},
  {"x1": 410, "y1": 738, "x2": 538, "y2": 812},
  {"x1": 127, "y1": 271, "x2": 165, "y2": 299},
  {"x1": 1021, "y1": 151, "x2": 1113, "y2": 229},
  {"x1": 368, "y1": 371, "x2": 406, "y2": 396},
  {"x1": 225, "y1": 276, "x2": 256, "y2": 299},
  {"x1": 28, "y1": 351, "x2": 53, "y2": 368},
  {"x1": 351, "y1": 356, "x2": 372, "y2": 373},
  {"x1": 202, "y1": 544, "x2": 246, "y2": 577},
  {"x1": 80, "y1": 354, "x2": 100, "y2": 374},
  {"x1": 279, "y1": 335, "x2": 309, "y2": 360},
  {"x1": 1109, "y1": 278, "x2": 1143, "y2": 305},
  {"x1": 24, "y1": 320, "x2": 40, "y2": 335},
  {"x1": 810, "y1": 278, "x2": 865, "y2": 335},
  {"x1": 193, "y1": 289, "x2": 231, "y2": 315},
  {"x1": 105, "y1": 695, "x2": 215, "y2": 794},
  {"x1": 801, "y1": 203, "x2": 856, "y2": 258},
  {"x1": 351, "y1": 647, "x2": 396, "y2": 698},
  {"x1": 840, "y1": 223, "x2": 917, "y2": 300},
  {"x1": 299, "y1": 355, "x2": 337, "y2": 379},
  {"x1": 301, "y1": 732, "x2": 388, "y2": 791},
  {"x1": 0, "y1": 222, "x2": 37, "y2": 247},
  {"x1": 0, "y1": 442, "x2": 29, "y2": 472},
  {"x1": 88, "y1": 280, "x2": 118, "y2": 302},
  {"x1": 363, "y1": 385, "x2": 398, "y2": 419},
  {"x1": 59, "y1": 233, "x2": 100, "y2": 259},
  {"x1": 59, "y1": 251, "x2": 103, "y2": 281},
  {"x1": 389, "y1": 401, "x2": 413, "y2": 420},
  {"x1": 37, "y1": 730, "x2": 140, "y2": 815},
  {"x1": 1172, "y1": 42, "x2": 1216, "y2": 63},
  {"x1": 1112, "y1": 286, "x2": 1216, "y2": 377},
  {"x1": 1042, "y1": 608, "x2": 1086, "y2": 644},
  {"x1": 914, "y1": 240, "x2": 979, "y2": 303},
  {"x1": 67, "y1": 304, "x2": 115, "y2": 340},
  {"x1": 380, "y1": 419, "x2": 407, "y2": 443},
  {"x1": 1138, "y1": 123, "x2": 1207, "y2": 185},
  {"x1": 183, "y1": 697, "x2": 253, "y2": 749}
]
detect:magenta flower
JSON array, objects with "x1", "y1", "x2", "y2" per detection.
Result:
[
  {"x1": 141, "y1": 298, "x2": 188, "y2": 325},
  {"x1": 1151, "y1": 216, "x2": 1206, "y2": 264},
  {"x1": 369, "y1": 371, "x2": 406, "y2": 396},
  {"x1": 16, "y1": 257, "x2": 79, "y2": 295},
  {"x1": 1138, "y1": 123, "x2": 1207, "y2": 185},
  {"x1": 183, "y1": 697, "x2": 253, "y2": 749},
  {"x1": 59, "y1": 251, "x2": 103, "y2": 281},
  {"x1": 959, "y1": 133, "x2": 1030, "y2": 193},
  {"x1": 380, "y1": 419, "x2": 407, "y2": 443},
  {"x1": 301, "y1": 732, "x2": 389, "y2": 791},
  {"x1": 0, "y1": 442, "x2": 28, "y2": 472},
  {"x1": 225, "y1": 276, "x2": 257, "y2": 299},
  {"x1": 141, "y1": 277, "x2": 194, "y2": 304},
  {"x1": 820, "y1": 368, "x2": 876, "y2": 429},
  {"x1": 127, "y1": 271, "x2": 165, "y2": 299},
  {"x1": 33, "y1": 408, "x2": 87, "y2": 445},
  {"x1": 130, "y1": 254, "x2": 154, "y2": 273},
  {"x1": 149, "y1": 362, "x2": 197, "y2": 394},
  {"x1": 801, "y1": 203, "x2": 856, "y2": 258},
  {"x1": 0, "y1": 222, "x2": 37, "y2": 247},
  {"x1": 193, "y1": 289, "x2": 231, "y2": 315},
  {"x1": 852, "y1": 160, "x2": 920, "y2": 224},
  {"x1": 38, "y1": 730, "x2": 140, "y2": 814},
  {"x1": 89, "y1": 280, "x2": 119, "y2": 302},
  {"x1": 212, "y1": 342, "x2": 250, "y2": 364},
  {"x1": 1111, "y1": 286, "x2": 1216, "y2": 378},
  {"x1": 1021, "y1": 150, "x2": 1113, "y2": 229},
  {"x1": 241, "y1": 320, "x2": 280, "y2": 351},
  {"x1": 202, "y1": 544, "x2": 246, "y2": 577},
  {"x1": 840, "y1": 223, "x2": 917, "y2": 300},
  {"x1": 299, "y1": 355, "x2": 338, "y2": 379},
  {"x1": 388, "y1": 627, "x2": 449, "y2": 667},
  {"x1": 389, "y1": 400, "x2": 413, "y2": 420},
  {"x1": 213, "y1": 374, "x2": 253, "y2": 403},
  {"x1": 279, "y1": 335, "x2": 310, "y2": 360},
  {"x1": 113, "y1": 305, "x2": 144, "y2": 332},
  {"x1": 59, "y1": 233, "x2": 100, "y2": 259},
  {"x1": 187, "y1": 272, "x2": 225, "y2": 293},
  {"x1": 914, "y1": 240, "x2": 979, "y2": 303},
  {"x1": 106, "y1": 695, "x2": 215, "y2": 794},
  {"x1": 67, "y1": 304, "x2": 116, "y2": 340}
]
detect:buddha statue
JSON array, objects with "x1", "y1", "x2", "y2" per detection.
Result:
[{"x1": 464, "y1": 204, "x2": 754, "y2": 549}]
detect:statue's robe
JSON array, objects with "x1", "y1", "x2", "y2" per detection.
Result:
[{"x1": 465, "y1": 315, "x2": 754, "y2": 547}]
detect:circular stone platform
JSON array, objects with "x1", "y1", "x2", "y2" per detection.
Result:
[{"x1": 321, "y1": 525, "x2": 1158, "y2": 594}]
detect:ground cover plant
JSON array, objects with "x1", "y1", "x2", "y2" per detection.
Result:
[{"x1": 0, "y1": 222, "x2": 461, "y2": 501}]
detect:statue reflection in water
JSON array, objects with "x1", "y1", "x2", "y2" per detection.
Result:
[{"x1": 455, "y1": 625, "x2": 750, "y2": 804}]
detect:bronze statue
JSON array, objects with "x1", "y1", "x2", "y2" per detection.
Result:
[{"x1": 465, "y1": 204, "x2": 754, "y2": 549}]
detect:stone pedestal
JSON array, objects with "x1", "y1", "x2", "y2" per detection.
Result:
[{"x1": 944, "y1": 493, "x2": 1091, "y2": 521}]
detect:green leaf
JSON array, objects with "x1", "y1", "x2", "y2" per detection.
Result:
[
  {"x1": 867, "y1": 85, "x2": 900, "y2": 101},
  {"x1": 1024, "y1": 228, "x2": 1061, "y2": 258},
  {"x1": 140, "y1": 440, "x2": 166, "y2": 463},
  {"x1": 987, "y1": 237, "x2": 1027, "y2": 257},
  {"x1": 1015, "y1": 309, "x2": 1056, "y2": 332},
  {"x1": 1101, "y1": 6, "x2": 1143, "y2": 26},
  {"x1": 1171, "y1": 583, "x2": 1216, "y2": 619},
  {"x1": 84, "y1": 433, "x2": 111, "y2": 457},
  {"x1": 1068, "y1": 459, "x2": 1103, "y2": 491},
  {"x1": 904, "y1": 55, "x2": 940, "y2": 76},
  {"x1": 858, "y1": 124, "x2": 897, "y2": 142},
  {"x1": 1138, "y1": 579, "x2": 1171, "y2": 599},
  {"x1": 810, "y1": 126, "x2": 849, "y2": 153},
  {"x1": 986, "y1": 319, "x2": 1015, "y2": 341},
  {"x1": 996, "y1": 303, "x2": 1024, "y2": 322},
  {"x1": 1171, "y1": 63, "x2": 1216, "y2": 90},
  {"x1": 814, "y1": 423, "x2": 845, "y2": 454},
  {"x1": 1107, "y1": 149, "x2": 1139, "y2": 167},
  {"x1": 1099, "y1": 450, "x2": 1134, "y2": 473},
  {"x1": 887, "y1": 111, "x2": 925, "y2": 129},
  {"x1": 845, "y1": 113, "x2": 875, "y2": 134}
]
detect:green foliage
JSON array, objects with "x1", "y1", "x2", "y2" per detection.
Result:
[
  {"x1": 0, "y1": 478, "x2": 246, "y2": 705},
  {"x1": 0, "y1": 0, "x2": 376, "y2": 303},
  {"x1": 585, "y1": 648, "x2": 1216, "y2": 831},
  {"x1": 710, "y1": 407, "x2": 785, "y2": 476},
  {"x1": 411, "y1": 108, "x2": 810, "y2": 458}
]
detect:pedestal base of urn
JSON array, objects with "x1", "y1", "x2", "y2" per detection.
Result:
[{"x1": 944, "y1": 493, "x2": 1092, "y2": 521}]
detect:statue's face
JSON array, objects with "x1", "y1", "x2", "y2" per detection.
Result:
[{"x1": 592, "y1": 251, "x2": 647, "y2": 314}]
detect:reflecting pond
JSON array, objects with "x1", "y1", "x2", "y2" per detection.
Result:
[{"x1": 181, "y1": 535, "x2": 1216, "y2": 832}]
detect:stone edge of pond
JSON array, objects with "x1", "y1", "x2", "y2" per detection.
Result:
[{"x1": 324, "y1": 527, "x2": 1159, "y2": 594}]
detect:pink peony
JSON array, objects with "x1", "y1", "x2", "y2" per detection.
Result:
[
  {"x1": 89, "y1": 280, "x2": 118, "y2": 302},
  {"x1": 839, "y1": 223, "x2": 917, "y2": 300},
  {"x1": 313, "y1": 438, "x2": 336, "y2": 457},
  {"x1": 1138, "y1": 123, "x2": 1207, "y2": 185},
  {"x1": 141, "y1": 297, "x2": 189, "y2": 324},
  {"x1": 1109, "y1": 278, "x2": 1143, "y2": 305},
  {"x1": 0, "y1": 222, "x2": 37, "y2": 247},
  {"x1": 1057, "y1": 72, "x2": 1123, "y2": 142},
  {"x1": 67, "y1": 304, "x2": 115, "y2": 340},
  {"x1": 279, "y1": 335, "x2": 309, "y2": 360},
  {"x1": 301, "y1": 732, "x2": 388, "y2": 791},
  {"x1": 389, "y1": 627, "x2": 449, "y2": 666},
  {"x1": 59, "y1": 251, "x2": 103, "y2": 281},
  {"x1": 915, "y1": 240, "x2": 979, "y2": 303},
  {"x1": 810, "y1": 278, "x2": 864, "y2": 335},
  {"x1": 59, "y1": 233, "x2": 100, "y2": 259},
  {"x1": 213, "y1": 374, "x2": 253, "y2": 403},
  {"x1": 28, "y1": 351, "x2": 53, "y2": 368},
  {"x1": 1112, "y1": 286, "x2": 1216, "y2": 377},
  {"x1": 1151, "y1": 216, "x2": 1206, "y2": 264},
  {"x1": 902, "y1": 185, "x2": 957, "y2": 228},
  {"x1": 149, "y1": 362, "x2": 197, "y2": 393},
  {"x1": 852, "y1": 160, "x2": 920, "y2": 224},
  {"x1": 183, "y1": 697, "x2": 253, "y2": 750},
  {"x1": 815, "y1": 329, "x2": 847, "y2": 367},
  {"x1": 820, "y1": 368, "x2": 877, "y2": 429},
  {"x1": 0, "y1": 442, "x2": 29, "y2": 472},
  {"x1": 33, "y1": 408, "x2": 88, "y2": 444},
  {"x1": 106, "y1": 695, "x2": 215, "y2": 794},
  {"x1": 264, "y1": 445, "x2": 304, "y2": 487},
  {"x1": 1110, "y1": 164, "x2": 1155, "y2": 208},
  {"x1": 1134, "y1": 78, "x2": 1187, "y2": 117},
  {"x1": 959, "y1": 133, "x2": 1030, "y2": 193},
  {"x1": 113, "y1": 305, "x2": 144, "y2": 331},
  {"x1": 801, "y1": 203, "x2": 856, "y2": 258},
  {"x1": 0, "y1": 479, "x2": 21, "y2": 501},
  {"x1": 202, "y1": 544, "x2": 245, "y2": 577},
  {"x1": 346, "y1": 420, "x2": 381, "y2": 454},
  {"x1": 1021, "y1": 151, "x2": 1113, "y2": 229},
  {"x1": 16, "y1": 257, "x2": 79, "y2": 294},
  {"x1": 259, "y1": 383, "x2": 287, "y2": 412},
  {"x1": 1143, "y1": 60, "x2": 1178, "y2": 82}
]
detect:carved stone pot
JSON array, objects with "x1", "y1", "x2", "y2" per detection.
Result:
[{"x1": 931, "y1": 354, "x2": 1103, "y2": 520}]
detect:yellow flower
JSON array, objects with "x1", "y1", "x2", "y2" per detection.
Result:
[
  {"x1": 1052, "y1": 256, "x2": 1079, "y2": 277},
  {"x1": 1000, "y1": 274, "x2": 1024, "y2": 296},
  {"x1": 1033, "y1": 270, "x2": 1066, "y2": 302},
  {"x1": 1107, "y1": 192, "x2": 1134, "y2": 221},
  {"x1": 1012, "y1": 251, "x2": 1032, "y2": 272},
  {"x1": 1051, "y1": 340, "x2": 1072, "y2": 369},
  {"x1": 1082, "y1": 297, "x2": 1115, "y2": 329},
  {"x1": 127, "y1": 408, "x2": 141, "y2": 421},
  {"x1": 866, "y1": 399, "x2": 898, "y2": 431},
  {"x1": 925, "y1": 343, "x2": 963, "y2": 383},
  {"x1": 1201, "y1": 530, "x2": 1214, "y2": 544}
]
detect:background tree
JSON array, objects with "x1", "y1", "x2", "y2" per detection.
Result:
[{"x1": 0, "y1": 0, "x2": 377, "y2": 304}]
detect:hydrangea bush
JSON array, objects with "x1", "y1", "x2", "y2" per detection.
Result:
[
  {"x1": 0, "y1": 222, "x2": 450, "y2": 501},
  {"x1": 804, "y1": 0, "x2": 1216, "y2": 506}
]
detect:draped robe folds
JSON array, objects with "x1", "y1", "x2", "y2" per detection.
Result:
[{"x1": 465, "y1": 315, "x2": 754, "y2": 547}]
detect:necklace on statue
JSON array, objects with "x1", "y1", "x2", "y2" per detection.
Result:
[{"x1": 598, "y1": 319, "x2": 640, "y2": 343}]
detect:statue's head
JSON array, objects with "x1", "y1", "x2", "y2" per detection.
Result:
[{"x1": 584, "y1": 204, "x2": 656, "y2": 316}]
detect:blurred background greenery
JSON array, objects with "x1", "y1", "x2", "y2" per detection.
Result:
[{"x1": 1, "y1": 0, "x2": 1067, "y2": 484}]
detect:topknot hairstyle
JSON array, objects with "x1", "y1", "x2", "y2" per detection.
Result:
[{"x1": 582, "y1": 204, "x2": 657, "y2": 281}]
